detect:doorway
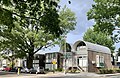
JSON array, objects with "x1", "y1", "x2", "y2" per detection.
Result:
[{"x1": 77, "y1": 55, "x2": 87, "y2": 71}]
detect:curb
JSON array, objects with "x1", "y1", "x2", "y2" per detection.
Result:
[{"x1": 97, "y1": 73, "x2": 120, "y2": 77}]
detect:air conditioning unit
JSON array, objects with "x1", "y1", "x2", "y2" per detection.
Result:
[{"x1": 92, "y1": 61, "x2": 95, "y2": 64}]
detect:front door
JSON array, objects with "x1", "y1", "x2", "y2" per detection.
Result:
[{"x1": 77, "y1": 55, "x2": 87, "y2": 71}]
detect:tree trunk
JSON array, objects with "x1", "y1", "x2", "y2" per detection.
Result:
[{"x1": 27, "y1": 53, "x2": 34, "y2": 69}]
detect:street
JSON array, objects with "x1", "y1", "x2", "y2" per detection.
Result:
[{"x1": 1, "y1": 71, "x2": 120, "y2": 78}]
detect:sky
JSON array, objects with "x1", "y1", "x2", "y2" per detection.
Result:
[
  {"x1": 38, "y1": 0, "x2": 120, "y2": 53},
  {"x1": 59, "y1": 0, "x2": 94, "y2": 43},
  {"x1": 38, "y1": 0, "x2": 94, "y2": 53},
  {"x1": 60, "y1": 0, "x2": 120, "y2": 51}
]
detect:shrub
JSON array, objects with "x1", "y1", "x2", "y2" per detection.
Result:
[
  {"x1": 99, "y1": 69, "x2": 104, "y2": 74},
  {"x1": 99, "y1": 69, "x2": 114, "y2": 74},
  {"x1": 115, "y1": 69, "x2": 120, "y2": 73},
  {"x1": 55, "y1": 68, "x2": 63, "y2": 72},
  {"x1": 107, "y1": 69, "x2": 114, "y2": 74}
]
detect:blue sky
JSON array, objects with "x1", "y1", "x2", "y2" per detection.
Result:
[
  {"x1": 38, "y1": 0, "x2": 94, "y2": 53},
  {"x1": 60, "y1": 0, "x2": 120, "y2": 51},
  {"x1": 60, "y1": 0, "x2": 94, "y2": 43},
  {"x1": 38, "y1": 0, "x2": 120, "y2": 53}
]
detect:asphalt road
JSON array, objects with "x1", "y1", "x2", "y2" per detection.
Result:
[
  {"x1": 39, "y1": 74, "x2": 120, "y2": 78},
  {"x1": 1, "y1": 71, "x2": 120, "y2": 78}
]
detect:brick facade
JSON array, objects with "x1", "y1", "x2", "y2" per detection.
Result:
[{"x1": 88, "y1": 51, "x2": 112, "y2": 72}]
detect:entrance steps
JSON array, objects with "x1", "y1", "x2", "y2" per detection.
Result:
[{"x1": 65, "y1": 66, "x2": 84, "y2": 73}]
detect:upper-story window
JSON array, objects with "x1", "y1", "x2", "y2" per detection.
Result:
[
  {"x1": 47, "y1": 54, "x2": 52, "y2": 59},
  {"x1": 76, "y1": 41, "x2": 86, "y2": 51},
  {"x1": 53, "y1": 53, "x2": 56, "y2": 59}
]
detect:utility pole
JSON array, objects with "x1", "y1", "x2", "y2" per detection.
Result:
[{"x1": 64, "y1": 36, "x2": 67, "y2": 74}]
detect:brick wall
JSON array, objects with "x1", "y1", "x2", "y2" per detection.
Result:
[{"x1": 88, "y1": 51, "x2": 112, "y2": 72}]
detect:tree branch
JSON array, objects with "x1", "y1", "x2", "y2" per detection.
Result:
[
  {"x1": 33, "y1": 42, "x2": 54, "y2": 54},
  {"x1": 34, "y1": 46, "x2": 43, "y2": 54}
]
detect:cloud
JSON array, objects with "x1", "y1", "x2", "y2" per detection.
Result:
[{"x1": 60, "y1": 0, "x2": 94, "y2": 35}]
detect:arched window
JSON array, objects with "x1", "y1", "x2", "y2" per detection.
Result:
[{"x1": 76, "y1": 41, "x2": 86, "y2": 51}]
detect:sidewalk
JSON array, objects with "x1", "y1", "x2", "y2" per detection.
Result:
[
  {"x1": 0, "y1": 72, "x2": 64, "y2": 78},
  {"x1": 1, "y1": 72, "x2": 120, "y2": 78},
  {"x1": 98, "y1": 73, "x2": 120, "y2": 77}
]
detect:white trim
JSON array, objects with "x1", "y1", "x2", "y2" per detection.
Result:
[{"x1": 73, "y1": 40, "x2": 111, "y2": 54}]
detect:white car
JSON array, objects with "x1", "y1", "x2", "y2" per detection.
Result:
[
  {"x1": 36, "y1": 66, "x2": 44, "y2": 74},
  {"x1": 30, "y1": 67, "x2": 45, "y2": 74},
  {"x1": 0, "y1": 66, "x2": 6, "y2": 71},
  {"x1": 21, "y1": 67, "x2": 29, "y2": 73},
  {"x1": 0, "y1": 67, "x2": 4, "y2": 71}
]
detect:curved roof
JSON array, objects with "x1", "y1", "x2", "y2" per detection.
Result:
[{"x1": 73, "y1": 40, "x2": 111, "y2": 54}]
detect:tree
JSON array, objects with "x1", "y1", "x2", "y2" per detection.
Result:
[
  {"x1": 59, "y1": 6, "x2": 76, "y2": 35},
  {"x1": 0, "y1": 0, "x2": 62, "y2": 35},
  {"x1": 118, "y1": 48, "x2": 120, "y2": 56},
  {"x1": 0, "y1": 1, "x2": 76, "y2": 69},
  {"x1": 1, "y1": 49, "x2": 15, "y2": 69},
  {"x1": 87, "y1": 0, "x2": 120, "y2": 42},
  {"x1": 83, "y1": 28, "x2": 115, "y2": 53}
]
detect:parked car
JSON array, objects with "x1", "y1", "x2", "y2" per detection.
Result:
[
  {"x1": 10, "y1": 67, "x2": 22, "y2": 72},
  {"x1": 10, "y1": 67, "x2": 17, "y2": 72},
  {"x1": 0, "y1": 67, "x2": 4, "y2": 71},
  {"x1": 29, "y1": 67, "x2": 44, "y2": 74},
  {"x1": 21, "y1": 67, "x2": 29, "y2": 73},
  {"x1": 4, "y1": 67, "x2": 11, "y2": 71},
  {"x1": 29, "y1": 67, "x2": 37, "y2": 74},
  {"x1": 39, "y1": 66, "x2": 44, "y2": 74},
  {"x1": 0, "y1": 66, "x2": 6, "y2": 71}
]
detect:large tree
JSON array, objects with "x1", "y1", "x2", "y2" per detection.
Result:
[
  {"x1": 0, "y1": 0, "x2": 76, "y2": 69},
  {"x1": 83, "y1": 28, "x2": 115, "y2": 53},
  {"x1": 87, "y1": 0, "x2": 120, "y2": 42},
  {"x1": 0, "y1": 0, "x2": 62, "y2": 36}
]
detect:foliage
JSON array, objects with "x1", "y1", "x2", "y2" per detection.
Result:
[
  {"x1": 83, "y1": 28, "x2": 115, "y2": 53},
  {"x1": 99, "y1": 69, "x2": 115, "y2": 74},
  {"x1": 118, "y1": 48, "x2": 120, "y2": 56},
  {"x1": 0, "y1": 0, "x2": 62, "y2": 36},
  {"x1": 9, "y1": 61, "x2": 15, "y2": 68},
  {"x1": 59, "y1": 6, "x2": 76, "y2": 34},
  {"x1": 1, "y1": 49, "x2": 15, "y2": 68},
  {"x1": 87, "y1": 0, "x2": 120, "y2": 42},
  {"x1": 116, "y1": 69, "x2": 120, "y2": 73},
  {"x1": 0, "y1": 0, "x2": 76, "y2": 68},
  {"x1": 55, "y1": 68, "x2": 63, "y2": 72},
  {"x1": 99, "y1": 68, "x2": 120, "y2": 74}
]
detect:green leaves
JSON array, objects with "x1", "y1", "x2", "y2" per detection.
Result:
[
  {"x1": 87, "y1": 0, "x2": 120, "y2": 43},
  {"x1": 59, "y1": 6, "x2": 76, "y2": 35},
  {"x1": 0, "y1": 0, "x2": 76, "y2": 59},
  {"x1": 0, "y1": 8, "x2": 14, "y2": 31},
  {"x1": 83, "y1": 28, "x2": 115, "y2": 53}
]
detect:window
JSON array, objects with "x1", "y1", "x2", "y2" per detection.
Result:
[
  {"x1": 53, "y1": 53, "x2": 56, "y2": 59},
  {"x1": 79, "y1": 56, "x2": 82, "y2": 58},
  {"x1": 99, "y1": 56, "x2": 104, "y2": 67},
  {"x1": 48, "y1": 54, "x2": 51, "y2": 59},
  {"x1": 96, "y1": 55, "x2": 104, "y2": 67}
]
